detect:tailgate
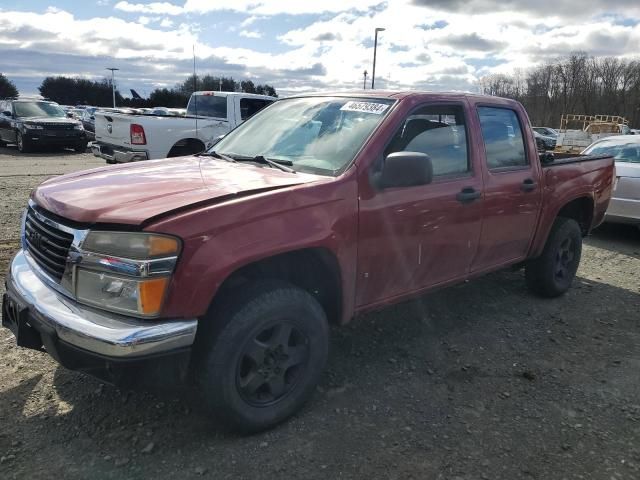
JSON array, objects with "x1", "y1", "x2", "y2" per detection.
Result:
[{"x1": 94, "y1": 113, "x2": 132, "y2": 146}]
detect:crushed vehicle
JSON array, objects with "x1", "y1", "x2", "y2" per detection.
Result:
[
  {"x1": 555, "y1": 114, "x2": 631, "y2": 154},
  {"x1": 91, "y1": 91, "x2": 275, "y2": 163},
  {"x1": 3, "y1": 91, "x2": 614, "y2": 432}
]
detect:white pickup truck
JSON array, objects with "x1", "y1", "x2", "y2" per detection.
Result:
[{"x1": 91, "y1": 91, "x2": 275, "y2": 163}]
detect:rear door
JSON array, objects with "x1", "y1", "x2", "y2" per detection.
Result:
[{"x1": 470, "y1": 104, "x2": 542, "y2": 272}]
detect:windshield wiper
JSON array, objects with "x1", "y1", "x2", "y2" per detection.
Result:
[
  {"x1": 228, "y1": 154, "x2": 296, "y2": 173},
  {"x1": 197, "y1": 150, "x2": 237, "y2": 163}
]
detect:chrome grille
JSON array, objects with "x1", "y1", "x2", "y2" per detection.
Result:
[{"x1": 24, "y1": 207, "x2": 73, "y2": 281}]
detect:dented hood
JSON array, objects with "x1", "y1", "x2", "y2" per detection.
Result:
[{"x1": 32, "y1": 156, "x2": 321, "y2": 224}]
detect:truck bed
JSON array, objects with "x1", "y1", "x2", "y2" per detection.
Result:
[{"x1": 542, "y1": 152, "x2": 613, "y2": 166}]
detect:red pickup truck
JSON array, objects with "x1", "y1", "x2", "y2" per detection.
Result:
[{"x1": 2, "y1": 92, "x2": 614, "y2": 432}]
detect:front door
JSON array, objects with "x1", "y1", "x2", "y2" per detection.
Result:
[
  {"x1": 0, "y1": 103, "x2": 13, "y2": 143},
  {"x1": 470, "y1": 105, "x2": 542, "y2": 272},
  {"x1": 356, "y1": 102, "x2": 484, "y2": 307}
]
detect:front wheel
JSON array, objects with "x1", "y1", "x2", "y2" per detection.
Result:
[
  {"x1": 16, "y1": 131, "x2": 31, "y2": 153},
  {"x1": 197, "y1": 281, "x2": 329, "y2": 433},
  {"x1": 525, "y1": 217, "x2": 582, "y2": 297}
]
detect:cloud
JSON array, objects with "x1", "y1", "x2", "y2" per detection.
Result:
[
  {"x1": 240, "y1": 16, "x2": 265, "y2": 27},
  {"x1": 239, "y1": 30, "x2": 262, "y2": 39},
  {"x1": 410, "y1": 0, "x2": 640, "y2": 16},
  {"x1": 437, "y1": 33, "x2": 506, "y2": 52},
  {"x1": 183, "y1": 0, "x2": 380, "y2": 15},
  {"x1": 2, "y1": 0, "x2": 640, "y2": 98},
  {"x1": 114, "y1": 1, "x2": 185, "y2": 16},
  {"x1": 313, "y1": 32, "x2": 342, "y2": 42}
]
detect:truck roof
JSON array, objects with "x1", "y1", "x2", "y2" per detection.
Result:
[
  {"x1": 289, "y1": 90, "x2": 515, "y2": 103},
  {"x1": 192, "y1": 91, "x2": 276, "y2": 100}
]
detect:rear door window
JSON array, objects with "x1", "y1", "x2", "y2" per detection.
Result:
[
  {"x1": 187, "y1": 95, "x2": 227, "y2": 119},
  {"x1": 240, "y1": 98, "x2": 274, "y2": 120},
  {"x1": 478, "y1": 107, "x2": 528, "y2": 170}
]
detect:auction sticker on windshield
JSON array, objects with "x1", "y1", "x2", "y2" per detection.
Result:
[{"x1": 340, "y1": 101, "x2": 390, "y2": 114}]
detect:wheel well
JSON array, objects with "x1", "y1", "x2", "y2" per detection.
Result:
[
  {"x1": 167, "y1": 138, "x2": 205, "y2": 157},
  {"x1": 214, "y1": 248, "x2": 343, "y2": 325},
  {"x1": 557, "y1": 196, "x2": 594, "y2": 235}
]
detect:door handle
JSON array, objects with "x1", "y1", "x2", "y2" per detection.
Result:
[
  {"x1": 456, "y1": 187, "x2": 481, "y2": 203},
  {"x1": 521, "y1": 178, "x2": 537, "y2": 192}
]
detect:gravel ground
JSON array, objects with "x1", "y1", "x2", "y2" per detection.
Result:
[{"x1": 1, "y1": 145, "x2": 639, "y2": 480}]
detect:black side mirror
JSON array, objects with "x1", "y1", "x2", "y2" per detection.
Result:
[
  {"x1": 379, "y1": 151, "x2": 433, "y2": 189},
  {"x1": 540, "y1": 152, "x2": 555, "y2": 164},
  {"x1": 2, "y1": 111, "x2": 11, "y2": 117}
]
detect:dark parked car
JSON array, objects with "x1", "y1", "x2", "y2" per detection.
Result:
[
  {"x1": 80, "y1": 107, "x2": 99, "y2": 140},
  {"x1": 534, "y1": 130, "x2": 556, "y2": 150},
  {"x1": 0, "y1": 98, "x2": 88, "y2": 153}
]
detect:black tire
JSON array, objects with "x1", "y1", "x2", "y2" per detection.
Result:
[
  {"x1": 196, "y1": 280, "x2": 329, "y2": 433},
  {"x1": 16, "y1": 131, "x2": 31, "y2": 153},
  {"x1": 74, "y1": 142, "x2": 88, "y2": 153},
  {"x1": 525, "y1": 217, "x2": 582, "y2": 297}
]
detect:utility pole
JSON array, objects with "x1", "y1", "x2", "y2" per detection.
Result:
[
  {"x1": 371, "y1": 27, "x2": 385, "y2": 89},
  {"x1": 363, "y1": 70, "x2": 368, "y2": 89},
  {"x1": 106, "y1": 67, "x2": 119, "y2": 108}
]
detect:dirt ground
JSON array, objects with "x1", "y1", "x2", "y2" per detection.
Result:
[{"x1": 1, "y1": 144, "x2": 639, "y2": 480}]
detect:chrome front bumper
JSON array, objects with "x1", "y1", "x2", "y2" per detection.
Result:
[
  {"x1": 91, "y1": 142, "x2": 149, "y2": 163},
  {"x1": 5, "y1": 249, "x2": 197, "y2": 358}
]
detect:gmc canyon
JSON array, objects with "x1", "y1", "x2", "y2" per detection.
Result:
[{"x1": 2, "y1": 92, "x2": 614, "y2": 432}]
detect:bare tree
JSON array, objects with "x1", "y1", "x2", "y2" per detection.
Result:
[{"x1": 481, "y1": 54, "x2": 640, "y2": 128}]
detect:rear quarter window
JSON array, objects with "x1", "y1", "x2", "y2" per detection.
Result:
[
  {"x1": 240, "y1": 98, "x2": 273, "y2": 120},
  {"x1": 187, "y1": 95, "x2": 227, "y2": 118}
]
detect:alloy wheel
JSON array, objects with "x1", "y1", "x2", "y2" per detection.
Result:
[{"x1": 236, "y1": 322, "x2": 310, "y2": 407}]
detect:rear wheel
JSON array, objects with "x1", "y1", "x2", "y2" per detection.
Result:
[
  {"x1": 16, "y1": 131, "x2": 31, "y2": 153},
  {"x1": 196, "y1": 281, "x2": 329, "y2": 433},
  {"x1": 167, "y1": 139, "x2": 205, "y2": 158},
  {"x1": 74, "y1": 142, "x2": 88, "y2": 153},
  {"x1": 525, "y1": 217, "x2": 582, "y2": 297}
]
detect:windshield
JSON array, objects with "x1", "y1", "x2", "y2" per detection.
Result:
[
  {"x1": 583, "y1": 140, "x2": 640, "y2": 163},
  {"x1": 14, "y1": 101, "x2": 66, "y2": 118},
  {"x1": 211, "y1": 96, "x2": 395, "y2": 175},
  {"x1": 187, "y1": 95, "x2": 227, "y2": 118}
]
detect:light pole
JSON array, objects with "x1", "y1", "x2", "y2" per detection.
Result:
[
  {"x1": 106, "y1": 67, "x2": 119, "y2": 108},
  {"x1": 363, "y1": 70, "x2": 368, "y2": 89},
  {"x1": 371, "y1": 27, "x2": 385, "y2": 89}
]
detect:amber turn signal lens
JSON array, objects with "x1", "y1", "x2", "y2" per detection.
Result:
[
  {"x1": 139, "y1": 277, "x2": 169, "y2": 315},
  {"x1": 148, "y1": 235, "x2": 179, "y2": 256}
]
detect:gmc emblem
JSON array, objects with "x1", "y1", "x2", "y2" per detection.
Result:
[{"x1": 27, "y1": 230, "x2": 45, "y2": 250}]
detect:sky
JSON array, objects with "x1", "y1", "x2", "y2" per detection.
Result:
[{"x1": 1, "y1": 0, "x2": 640, "y2": 98}]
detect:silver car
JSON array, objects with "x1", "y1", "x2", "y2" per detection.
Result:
[{"x1": 583, "y1": 135, "x2": 640, "y2": 226}]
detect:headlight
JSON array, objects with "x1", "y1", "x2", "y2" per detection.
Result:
[
  {"x1": 76, "y1": 269, "x2": 170, "y2": 317},
  {"x1": 74, "y1": 123, "x2": 84, "y2": 130},
  {"x1": 76, "y1": 232, "x2": 181, "y2": 317},
  {"x1": 25, "y1": 124, "x2": 43, "y2": 130},
  {"x1": 82, "y1": 232, "x2": 180, "y2": 259}
]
